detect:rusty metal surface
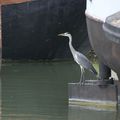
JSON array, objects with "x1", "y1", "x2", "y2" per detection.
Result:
[
  {"x1": 86, "y1": 16, "x2": 120, "y2": 78},
  {"x1": 0, "y1": 0, "x2": 31, "y2": 5}
]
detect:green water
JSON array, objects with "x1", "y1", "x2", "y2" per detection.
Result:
[{"x1": 1, "y1": 61, "x2": 120, "y2": 120}]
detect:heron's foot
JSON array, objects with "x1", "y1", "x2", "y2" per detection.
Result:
[
  {"x1": 82, "y1": 79, "x2": 86, "y2": 85},
  {"x1": 79, "y1": 81, "x2": 82, "y2": 86},
  {"x1": 79, "y1": 80, "x2": 85, "y2": 86}
]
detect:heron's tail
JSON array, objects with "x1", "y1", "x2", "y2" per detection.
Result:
[{"x1": 91, "y1": 66, "x2": 98, "y2": 76}]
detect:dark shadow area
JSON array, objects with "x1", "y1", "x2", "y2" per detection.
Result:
[{"x1": 2, "y1": 0, "x2": 90, "y2": 60}]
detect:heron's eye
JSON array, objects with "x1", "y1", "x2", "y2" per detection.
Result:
[{"x1": 66, "y1": 32, "x2": 69, "y2": 35}]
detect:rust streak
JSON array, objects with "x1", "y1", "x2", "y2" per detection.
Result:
[{"x1": 0, "y1": 0, "x2": 32, "y2": 5}]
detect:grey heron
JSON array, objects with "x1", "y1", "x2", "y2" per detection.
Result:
[{"x1": 58, "y1": 32, "x2": 97, "y2": 85}]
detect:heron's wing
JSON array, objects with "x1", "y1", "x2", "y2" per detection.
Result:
[{"x1": 75, "y1": 52, "x2": 97, "y2": 75}]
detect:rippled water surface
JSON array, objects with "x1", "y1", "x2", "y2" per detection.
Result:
[{"x1": 1, "y1": 61, "x2": 120, "y2": 120}]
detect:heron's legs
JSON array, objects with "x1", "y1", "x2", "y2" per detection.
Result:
[
  {"x1": 82, "y1": 67, "x2": 85, "y2": 85},
  {"x1": 79, "y1": 65, "x2": 85, "y2": 85}
]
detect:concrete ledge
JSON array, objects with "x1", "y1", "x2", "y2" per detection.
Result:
[
  {"x1": 69, "y1": 99, "x2": 117, "y2": 111},
  {"x1": 68, "y1": 82, "x2": 117, "y2": 111}
]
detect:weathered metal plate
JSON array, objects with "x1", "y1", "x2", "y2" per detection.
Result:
[
  {"x1": 68, "y1": 82, "x2": 117, "y2": 111},
  {"x1": 1, "y1": 0, "x2": 90, "y2": 60}
]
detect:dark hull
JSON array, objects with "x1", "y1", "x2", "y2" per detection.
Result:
[
  {"x1": 86, "y1": 14, "x2": 120, "y2": 77},
  {"x1": 2, "y1": 0, "x2": 90, "y2": 60},
  {"x1": 0, "y1": 6, "x2": 1, "y2": 50}
]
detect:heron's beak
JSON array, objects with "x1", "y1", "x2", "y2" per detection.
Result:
[{"x1": 58, "y1": 33, "x2": 64, "y2": 36}]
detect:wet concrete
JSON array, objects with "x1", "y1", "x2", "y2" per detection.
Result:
[{"x1": 69, "y1": 83, "x2": 117, "y2": 111}]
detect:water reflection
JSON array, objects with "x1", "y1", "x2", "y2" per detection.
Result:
[
  {"x1": 68, "y1": 106, "x2": 118, "y2": 120},
  {"x1": 1, "y1": 62, "x2": 75, "y2": 119},
  {"x1": 1, "y1": 61, "x2": 120, "y2": 120}
]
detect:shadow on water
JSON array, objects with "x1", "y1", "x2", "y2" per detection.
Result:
[{"x1": 0, "y1": 61, "x2": 120, "y2": 119}]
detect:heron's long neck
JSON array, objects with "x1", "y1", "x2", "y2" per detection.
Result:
[{"x1": 68, "y1": 35, "x2": 76, "y2": 55}]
